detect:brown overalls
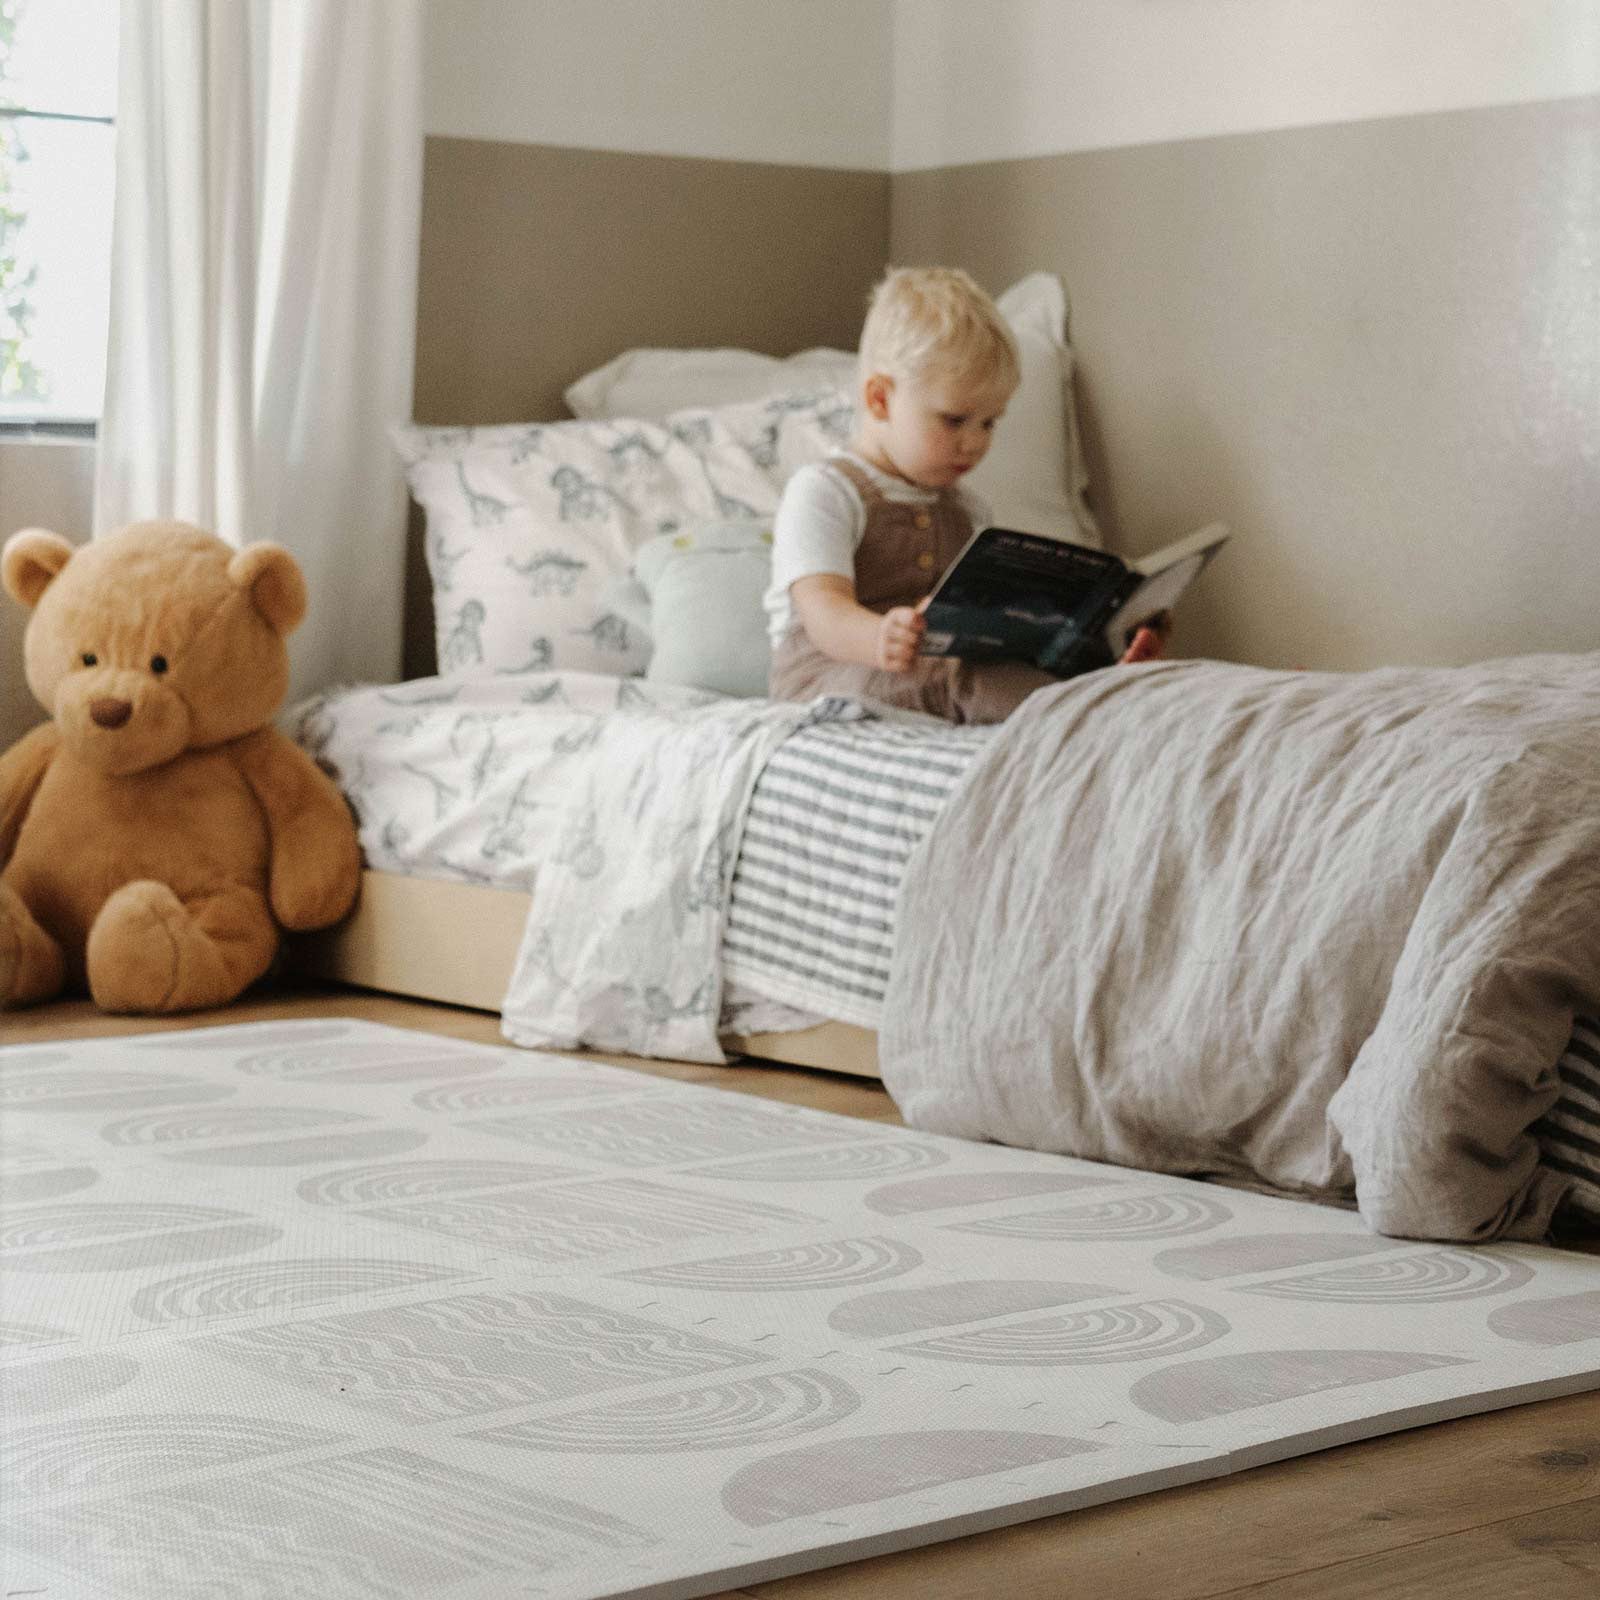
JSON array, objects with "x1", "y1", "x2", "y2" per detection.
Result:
[{"x1": 767, "y1": 456, "x2": 1057, "y2": 724}]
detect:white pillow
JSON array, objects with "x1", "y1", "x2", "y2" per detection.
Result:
[
  {"x1": 978, "y1": 273, "x2": 1101, "y2": 547},
  {"x1": 563, "y1": 272, "x2": 1100, "y2": 547},
  {"x1": 565, "y1": 346, "x2": 856, "y2": 422},
  {"x1": 392, "y1": 417, "x2": 784, "y2": 678},
  {"x1": 671, "y1": 386, "x2": 856, "y2": 488}
]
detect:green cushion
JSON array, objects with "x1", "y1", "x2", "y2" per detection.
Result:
[{"x1": 634, "y1": 520, "x2": 774, "y2": 698}]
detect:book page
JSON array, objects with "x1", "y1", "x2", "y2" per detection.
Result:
[
  {"x1": 1105, "y1": 524, "x2": 1229, "y2": 652},
  {"x1": 1104, "y1": 554, "x2": 1206, "y2": 649},
  {"x1": 1128, "y1": 522, "x2": 1230, "y2": 579}
]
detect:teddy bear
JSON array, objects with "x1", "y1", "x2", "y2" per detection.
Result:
[{"x1": 0, "y1": 519, "x2": 361, "y2": 1014}]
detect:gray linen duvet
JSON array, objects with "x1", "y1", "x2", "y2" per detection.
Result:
[{"x1": 882, "y1": 652, "x2": 1600, "y2": 1243}]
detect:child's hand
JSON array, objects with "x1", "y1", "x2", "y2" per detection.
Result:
[
  {"x1": 1119, "y1": 611, "x2": 1171, "y2": 666},
  {"x1": 876, "y1": 604, "x2": 926, "y2": 673}
]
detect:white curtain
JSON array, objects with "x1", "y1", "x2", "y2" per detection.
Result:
[{"x1": 95, "y1": 0, "x2": 423, "y2": 697}]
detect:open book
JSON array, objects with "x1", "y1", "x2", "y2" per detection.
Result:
[{"x1": 918, "y1": 522, "x2": 1230, "y2": 676}]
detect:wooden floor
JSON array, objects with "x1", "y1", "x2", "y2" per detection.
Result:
[{"x1": 11, "y1": 982, "x2": 1600, "y2": 1600}]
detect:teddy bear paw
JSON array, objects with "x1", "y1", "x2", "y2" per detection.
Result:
[
  {"x1": 0, "y1": 884, "x2": 19, "y2": 1003},
  {"x1": 0, "y1": 880, "x2": 66, "y2": 1008},
  {"x1": 87, "y1": 882, "x2": 194, "y2": 1013},
  {"x1": 87, "y1": 881, "x2": 273, "y2": 1014}
]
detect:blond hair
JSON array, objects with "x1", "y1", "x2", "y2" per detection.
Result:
[{"x1": 857, "y1": 266, "x2": 1019, "y2": 395}]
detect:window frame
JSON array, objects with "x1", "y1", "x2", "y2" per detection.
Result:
[{"x1": 0, "y1": 99, "x2": 116, "y2": 436}]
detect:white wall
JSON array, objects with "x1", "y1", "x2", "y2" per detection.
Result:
[
  {"x1": 424, "y1": 0, "x2": 895, "y2": 168},
  {"x1": 891, "y1": 0, "x2": 1600, "y2": 169}
]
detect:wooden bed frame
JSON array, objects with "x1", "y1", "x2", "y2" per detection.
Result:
[{"x1": 292, "y1": 868, "x2": 883, "y2": 1080}]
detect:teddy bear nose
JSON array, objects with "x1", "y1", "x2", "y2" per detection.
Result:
[{"x1": 90, "y1": 697, "x2": 134, "y2": 729}]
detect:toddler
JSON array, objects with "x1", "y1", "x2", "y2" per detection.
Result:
[{"x1": 765, "y1": 266, "x2": 1162, "y2": 723}]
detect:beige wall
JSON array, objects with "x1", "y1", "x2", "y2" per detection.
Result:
[
  {"x1": 891, "y1": 95, "x2": 1600, "y2": 672},
  {"x1": 0, "y1": 439, "x2": 93, "y2": 747},
  {"x1": 414, "y1": 140, "x2": 889, "y2": 427}
]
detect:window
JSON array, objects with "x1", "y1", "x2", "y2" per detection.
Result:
[{"x1": 0, "y1": 0, "x2": 118, "y2": 428}]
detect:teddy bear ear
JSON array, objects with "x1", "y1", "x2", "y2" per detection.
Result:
[
  {"x1": 228, "y1": 542, "x2": 307, "y2": 636},
  {"x1": 1, "y1": 528, "x2": 76, "y2": 609}
]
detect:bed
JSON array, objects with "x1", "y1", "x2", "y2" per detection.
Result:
[
  {"x1": 292, "y1": 683, "x2": 996, "y2": 1076},
  {"x1": 291, "y1": 699, "x2": 985, "y2": 1081},
  {"x1": 290, "y1": 273, "x2": 1600, "y2": 1244},
  {"x1": 296, "y1": 267, "x2": 1097, "y2": 1085}
]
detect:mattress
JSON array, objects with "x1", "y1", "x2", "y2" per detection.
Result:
[{"x1": 290, "y1": 677, "x2": 988, "y2": 1030}]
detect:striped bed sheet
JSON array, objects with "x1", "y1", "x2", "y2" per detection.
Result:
[
  {"x1": 722, "y1": 716, "x2": 994, "y2": 1028},
  {"x1": 1539, "y1": 1015, "x2": 1600, "y2": 1225}
]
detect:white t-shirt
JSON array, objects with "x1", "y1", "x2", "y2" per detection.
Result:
[{"x1": 763, "y1": 451, "x2": 992, "y2": 645}]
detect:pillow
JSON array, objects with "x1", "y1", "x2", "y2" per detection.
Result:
[
  {"x1": 392, "y1": 417, "x2": 782, "y2": 678},
  {"x1": 673, "y1": 386, "x2": 856, "y2": 488},
  {"x1": 564, "y1": 272, "x2": 1102, "y2": 548},
  {"x1": 977, "y1": 273, "x2": 1101, "y2": 548},
  {"x1": 630, "y1": 521, "x2": 775, "y2": 698},
  {"x1": 566, "y1": 347, "x2": 856, "y2": 422}
]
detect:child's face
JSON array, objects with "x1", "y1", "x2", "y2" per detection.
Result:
[{"x1": 860, "y1": 368, "x2": 1013, "y2": 490}]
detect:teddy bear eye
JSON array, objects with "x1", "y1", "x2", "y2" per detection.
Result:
[
  {"x1": 81, "y1": 652, "x2": 97, "y2": 667},
  {"x1": 150, "y1": 655, "x2": 169, "y2": 675}
]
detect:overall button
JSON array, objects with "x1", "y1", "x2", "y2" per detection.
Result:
[
  {"x1": 913, "y1": 511, "x2": 933, "y2": 530},
  {"x1": 916, "y1": 551, "x2": 936, "y2": 571}
]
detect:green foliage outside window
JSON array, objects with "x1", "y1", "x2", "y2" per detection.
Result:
[{"x1": 0, "y1": 0, "x2": 47, "y2": 407}]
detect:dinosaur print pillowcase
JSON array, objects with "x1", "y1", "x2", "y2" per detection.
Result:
[{"x1": 393, "y1": 396, "x2": 853, "y2": 682}]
